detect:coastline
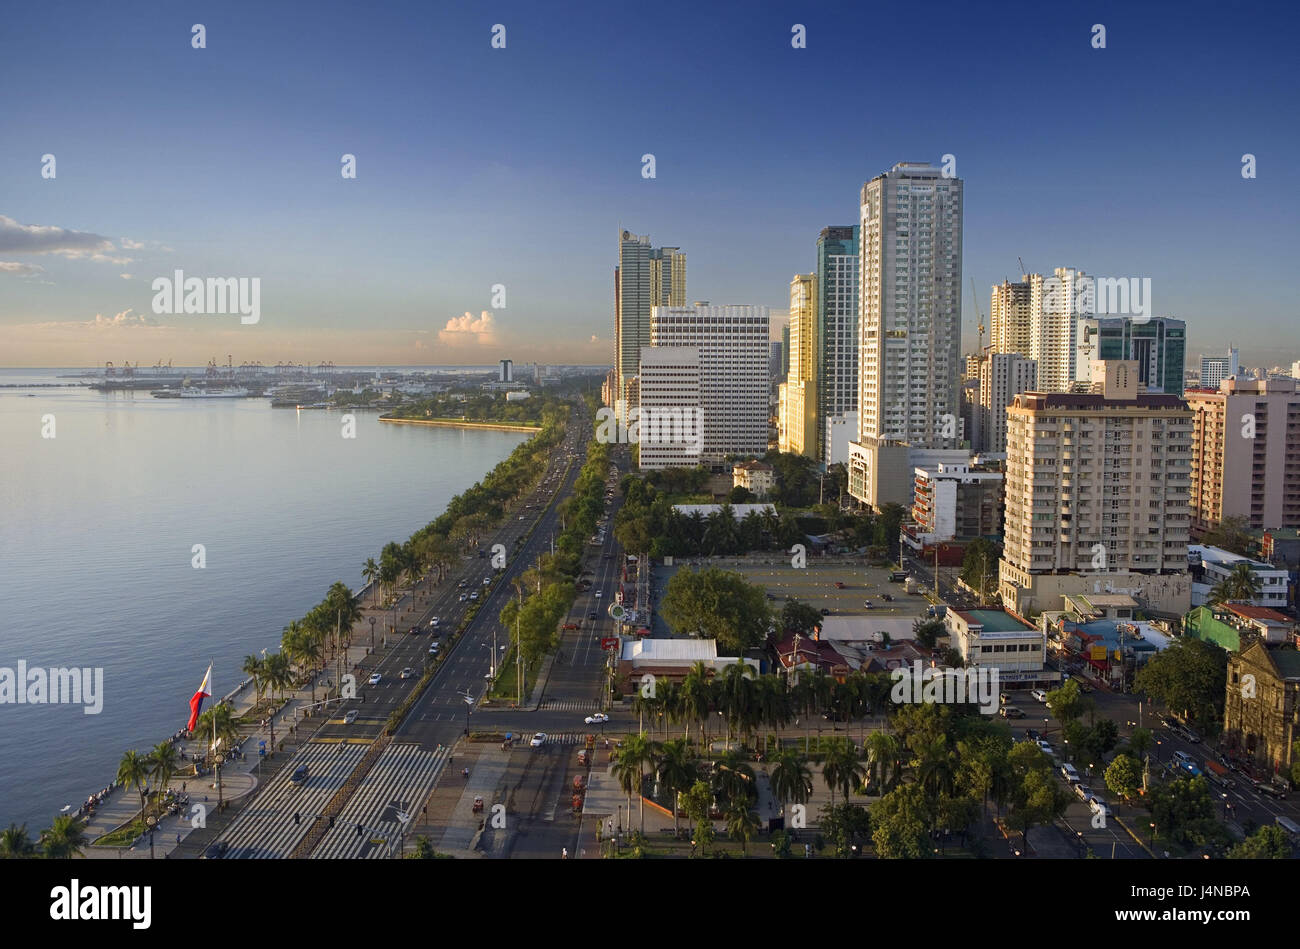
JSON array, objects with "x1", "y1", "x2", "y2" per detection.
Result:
[
  {"x1": 379, "y1": 416, "x2": 542, "y2": 433},
  {"x1": 35, "y1": 410, "x2": 544, "y2": 846}
]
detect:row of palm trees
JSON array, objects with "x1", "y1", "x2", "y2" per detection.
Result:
[
  {"x1": 1209, "y1": 561, "x2": 1263, "y2": 606},
  {"x1": 115, "y1": 742, "x2": 182, "y2": 827},
  {"x1": 627, "y1": 662, "x2": 897, "y2": 749},
  {"x1": 1, "y1": 817, "x2": 86, "y2": 859}
]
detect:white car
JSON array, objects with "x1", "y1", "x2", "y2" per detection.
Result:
[
  {"x1": 400, "y1": 667, "x2": 413, "y2": 679},
  {"x1": 585, "y1": 713, "x2": 609, "y2": 725},
  {"x1": 368, "y1": 673, "x2": 382, "y2": 686},
  {"x1": 343, "y1": 710, "x2": 358, "y2": 725},
  {"x1": 1030, "y1": 689, "x2": 1048, "y2": 703},
  {"x1": 428, "y1": 642, "x2": 439, "y2": 655},
  {"x1": 530, "y1": 733, "x2": 546, "y2": 748},
  {"x1": 594, "y1": 591, "x2": 602, "y2": 598},
  {"x1": 429, "y1": 617, "x2": 440, "y2": 628},
  {"x1": 459, "y1": 594, "x2": 468, "y2": 602}
]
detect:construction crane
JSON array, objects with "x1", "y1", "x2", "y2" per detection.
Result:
[
  {"x1": 1018, "y1": 257, "x2": 1027, "y2": 278},
  {"x1": 970, "y1": 277, "x2": 987, "y2": 354}
]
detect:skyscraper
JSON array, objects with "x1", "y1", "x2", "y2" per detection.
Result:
[
  {"x1": 816, "y1": 226, "x2": 860, "y2": 462},
  {"x1": 848, "y1": 162, "x2": 963, "y2": 508},
  {"x1": 977, "y1": 352, "x2": 1037, "y2": 453},
  {"x1": 778, "y1": 273, "x2": 816, "y2": 456},
  {"x1": 615, "y1": 231, "x2": 685, "y2": 418},
  {"x1": 1029, "y1": 267, "x2": 1093, "y2": 392},
  {"x1": 1200, "y1": 348, "x2": 1240, "y2": 389},
  {"x1": 649, "y1": 303, "x2": 770, "y2": 464},
  {"x1": 990, "y1": 277, "x2": 1033, "y2": 358},
  {"x1": 998, "y1": 360, "x2": 1193, "y2": 616},
  {"x1": 1077, "y1": 316, "x2": 1186, "y2": 395}
]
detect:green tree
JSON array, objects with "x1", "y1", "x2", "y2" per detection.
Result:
[
  {"x1": 1134, "y1": 637, "x2": 1229, "y2": 735},
  {"x1": 1199, "y1": 516, "x2": 1255, "y2": 557},
  {"x1": 912, "y1": 618, "x2": 946, "y2": 650},
  {"x1": 40, "y1": 816, "x2": 87, "y2": 859},
  {"x1": 959, "y1": 538, "x2": 1001, "y2": 601},
  {"x1": 655, "y1": 739, "x2": 697, "y2": 837},
  {"x1": 871, "y1": 784, "x2": 932, "y2": 858},
  {"x1": 116, "y1": 749, "x2": 150, "y2": 823},
  {"x1": 780, "y1": 598, "x2": 823, "y2": 636},
  {"x1": 819, "y1": 802, "x2": 872, "y2": 857},
  {"x1": 147, "y1": 742, "x2": 179, "y2": 817},
  {"x1": 1227, "y1": 825, "x2": 1292, "y2": 859},
  {"x1": 0, "y1": 823, "x2": 35, "y2": 859},
  {"x1": 1104, "y1": 753, "x2": 1143, "y2": 801},
  {"x1": 724, "y1": 801, "x2": 761, "y2": 855},
  {"x1": 660, "y1": 567, "x2": 772, "y2": 655},
  {"x1": 1149, "y1": 776, "x2": 1227, "y2": 850},
  {"x1": 1209, "y1": 562, "x2": 1262, "y2": 605},
  {"x1": 821, "y1": 738, "x2": 865, "y2": 806},
  {"x1": 769, "y1": 750, "x2": 813, "y2": 814}
]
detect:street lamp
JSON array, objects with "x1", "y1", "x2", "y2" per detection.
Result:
[{"x1": 369, "y1": 616, "x2": 376, "y2": 649}]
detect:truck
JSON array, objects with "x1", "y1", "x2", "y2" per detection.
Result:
[{"x1": 1203, "y1": 759, "x2": 1235, "y2": 788}]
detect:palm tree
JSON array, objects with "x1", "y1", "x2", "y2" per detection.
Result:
[
  {"x1": 291, "y1": 637, "x2": 323, "y2": 703},
  {"x1": 148, "y1": 742, "x2": 179, "y2": 816},
  {"x1": 717, "y1": 662, "x2": 756, "y2": 749},
  {"x1": 724, "y1": 800, "x2": 761, "y2": 855},
  {"x1": 769, "y1": 750, "x2": 813, "y2": 815},
  {"x1": 711, "y1": 750, "x2": 756, "y2": 812},
  {"x1": 362, "y1": 557, "x2": 381, "y2": 605},
  {"x1": 679, "y1": 663, "x2": 712, "y2": 746},
  {"x1": 864, "y1": 732, "x2": 902, "y2": 794},
  {"x1": 821, "y1": 738, "x2": 863, "y2": 807},
  {"x1": 611, "y1": 736, "x2": 648, "y2": 837},
  {"x1": 620, "y1": 733, "x2": 658, "y2": 835},
  {"x1": 116, "y1": 749, "x2": 150, "y2": 823},
  {"x1": 242, "y1": 655, "x2": 266, "y2": 713},
  {"x1": 1210, "y1": 561, "x2": 1262, "y2": 605},
  {"x1": 0, "y1": 823, "x2": 35, "y2": 859},
  {"x1": 656, "y1": 739, "x2": 697, "y2": 837},
  {"x1": 195, "y1": 703, "x2": 241, "y2": 760},
  {"x1": 916, "y1": 736, "x2": 958, "y2": 804},
  {"x1": 40, "y1": 816, "x2": 87, "y2": 859}
]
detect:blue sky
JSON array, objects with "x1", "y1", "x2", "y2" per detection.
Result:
[{"x1": 2, "y1": 0, "x2": 1297, "y2": 367}]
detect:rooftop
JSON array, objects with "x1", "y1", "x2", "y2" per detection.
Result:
[
  {"x1": 620, "y1": 639, "x2": 718, "y2": 662},
  {"x1": 956, "y1": 609, "x2": 1035, "y2": 633}
]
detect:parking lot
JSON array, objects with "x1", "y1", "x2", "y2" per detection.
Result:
[{"x1": 650, "y1": 555, "x2": 935, "y2": 635}]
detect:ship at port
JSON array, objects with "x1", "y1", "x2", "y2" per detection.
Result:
[{"x1": 176, "y1": 385, "x2": 250, "y2": 398}]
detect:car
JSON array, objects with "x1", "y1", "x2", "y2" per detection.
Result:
[
  {"x1": 863, "y1": 600, "x2": 873, "y2": 609},
  {"x1": 484, "y1": 577, "x2": 492, "y2": 585},
  {"x1": 585, "y1": 713, "x2": 609, "y2": 725},
  {"x1": 1172, "y1": 750, "x2": 1195, "y2": 765},
  {"x1": 291, "y1": 764, "x2": 310, "y2": 785},
  {"x1": 458, "y1": 580, "x2": 467, "y2": 588},
  {"x1": 820, "y1": 608, "x2": 831, "y2": 616},
  {"x1": 428, "y1": 643, "x2": 439, "y2": 655},
  {"x1": 343, "y1": 710, "x2": 358, "y2": 725},
  {"x1": 1090, "y1": 798, "x2": 1112, "y2": 819},
  {"x1": 469, "y1": 592, "x2": 479, "y2": 601},
  {"x1": 1060, "y1": 763, "x2": 1081, "y2": 784},
  {"x1": 594, "y1": 591, "x2": 602, "y2": 598},
  {"x1": 1254, "y1": 779, "x2": 1288, "y2": 799},
  {"x1": 999, "y1": 705, "x2": 1025, "y2": 719},
  {"x1": 429, "y1": 617, "x2": 440, "y2": 628},
  {"x1": 1074, "y1": 783, "x2": 1093, "y2": 802},
  {"x1": 881, "y1": 593, "x2": 894, "y2": 602},
  {"x1": 834, "y1": 581, "x2": 845, "y2": 589},
  {"x1": 562, "y1": 622, "x2": 579, "y2": 630},
  {"x1": 408, "y1": 625, "x2": 421, "y2": 635},
  {"x1": 368, "y1": 673, "x2": 382, "y2": 686},
  {"x1": 1030, "y1": 689, "x2": 1048, "y2": 703},
  {"x1": 1036, "y1": 739, "x2": 1054, "y2": 756},
  {"x1": 1024, "y1": 729, "x2": 1042, "y2": 742},
  {"x1": 400, "y1": 667, "x2": 413, "y2": 679},
  {"x1": 459, "y1": 593, "x2": 468, "y2": 603},
  {"x1": 588, "y1": 611, "x2": 598, "y2": 620},
  {"x1": 530, "y1": 733, "x2": 547, "y2": 748}
]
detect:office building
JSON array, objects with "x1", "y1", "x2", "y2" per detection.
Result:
[
  {"x1": 815, "y1": 226, "x2": 860, "y2": 461},
  {"x1": 779, "y1": 273, "x2": 817, "y2": 456},
  {"x1": 649, "y1": 303, "x2": 770, "y2": 465},
  {"x1": 1200, "y1": 348, "x2": 1240, "y2": 389},
  {"x1": 998, "y1": 360, "x2": 1194, "y2": 617},
  {"x1": 498, "y1": 359, "x2": 513, "y2": 383},
  {"x1": 1078, "y1": 316, "x2": 1186, "y2": 395},
  {"x1": 1186, "y1": 375, "x2": 1300, "y2": 533},
  {"x1": 635, "y1": 346, "x2": 702, "y2": 471},
  {"x1": 848, "y1": 162, "x2": 964, "y2": 509}
]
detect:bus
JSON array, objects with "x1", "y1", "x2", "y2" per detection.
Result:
[{"x1": 1275, "y1": 815, "x2": 1300, "y2": 840}]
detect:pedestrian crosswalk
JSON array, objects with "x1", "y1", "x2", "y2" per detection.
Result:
[
  {"x1": 311, "y1": 742, "x2": 450, "y2": 859},
  {"x1": 541, "y1": 732, "x2": 590, "y2": 746},
  {"x1": 538, "y1": 699, "x2": 603, "y2": 712}
]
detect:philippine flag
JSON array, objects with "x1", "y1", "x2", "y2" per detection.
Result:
[{"x1": 187, "y1": 664, "x2": 213, "y2": 732}]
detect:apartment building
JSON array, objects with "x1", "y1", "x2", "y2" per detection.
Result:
[
  {"x1": 815, "y1": 226, "x2": 860, "y2": 460},
  {"x1": 906, "y1": 461, "x2": 1004, "y2": 547},
  {"x1": 1186, "y1": 375, "x2": 1300, "y2": 534},
  {"x1": 977, "y1": 352, "x2": 1037, "y2": 453},
  {"x1": 849, "y1": 162, "x2": 964, "y2": 509},
  {"x1": 998, "y1": 360, "x2": 1194, "y2": 617},
  {"x1": 991, "y1": 277, "x2": 1033, "y2": 359},
  {"x1": 635, "y1": 345, "x2": 702, "y2": 471},
  {"x1": 778, "y1": 273, "x2": 817, "y2": 456}
]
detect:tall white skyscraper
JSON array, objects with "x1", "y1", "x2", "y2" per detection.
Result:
[
  {"x1": 615, "y1": 231, "x2": 685, "y2": 418},
  {"x1": 1029, "y1": 267, "x2": 1093, "y2": 392},
  {"x1": 636, "y1": 346, "x2": 702, "y2": 471},
  {"x1": 977, "y1": 352, "x2": 1037, "y2": 453},
  {"x1": 990, "y1": 278, "x2": 1032, "y2": 358},
  {"x1": 649, "y1": 303, "x2": 770, "y2": 464},
  {"x1": 848, "y1": 162, "x2": 963, "y2": 508},
  {"x1": 816, "y1": 226, "x2": 860, "y2": 461}
]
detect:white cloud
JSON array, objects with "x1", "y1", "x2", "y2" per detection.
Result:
[
  {"x1": 120, "y1": 273, "x2": 133, "y2": 280},
  {"x1": 438, "y1": 310, "x2": 498, "y2": 346},
  {"x1": 0, "y1": 260, "x2": 44, "y2": 275},
  {"x1": 120, "y1": 238, "x2": 145, "y2": 250},
  {"x1": 0, "y1": 214, "x2": 114, "y2": 256}
]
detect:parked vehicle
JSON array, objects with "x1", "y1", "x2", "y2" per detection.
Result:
[
  {"x1": 1000, "y1": 705, "x2": 1025, "y2": 719},
  {"x1": 1203, "y1": 760, "x2": 1235, "y2": 788},
  {"x1": 1060, "y1": 763, "x2": 1081, "y2": 784},
  {"x1": 1030, "y1": 689, "x2": 1048, "y2": 703}
]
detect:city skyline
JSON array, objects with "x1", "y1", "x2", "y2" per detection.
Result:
[{"x1": 3, "y1": 1, "x2": 1298, "y2": 368}]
